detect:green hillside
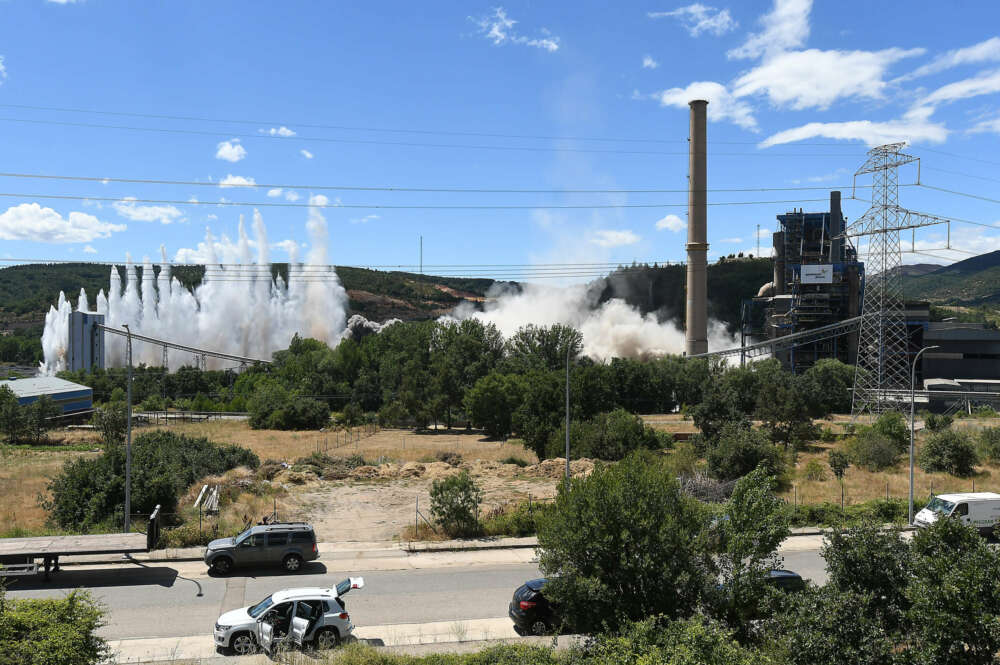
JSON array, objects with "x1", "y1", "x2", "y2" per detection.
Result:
[{"x1": 903, "y1": 251, "x2": 1000, "y2": 304}]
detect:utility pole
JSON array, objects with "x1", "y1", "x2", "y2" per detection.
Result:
[
  {"x1": 123, "y1": 324, "x2": 133, "y2": 534},
  {"x1": 565, "y1": 342, "x2": 571, "y2": 486}
]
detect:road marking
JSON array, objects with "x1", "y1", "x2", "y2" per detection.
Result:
[{"x1": 220, "y1": 576, "x2": 247, "y2": 616}]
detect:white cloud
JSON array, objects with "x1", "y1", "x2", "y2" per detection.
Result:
[
  {"x1": 649, "y1": 4, "x2": 737, "y2": 37},
  {"x1": 655, "y1": 81, "x2": 757, "y2": 130},
  {"x1": 0, "y1": 203, "x2": 125, "y2": 243},
  {"x1": 919, "y1": 68, "x2": 1000, "y2": 108},
  {"x1": 112, "y1": 197, "x2": 184, "y2": 224},
  {"x1": 728, "y1": 0, "x2": 812, "y2": 60},
  {"x1": 285, "y1": 190, "x2": 300, "y2": 202},
  {"x1": 219, "y1": 174, "x2": 257, "y2": 188},
  {"x1": 350, "y1": 214, "x2": 380, "y2": 225},
  {"x1": 470, "y1": 7, "x2": 560, "y2": 52},
  {"x1": 300, "y1": 149, "x2": 314, "y2": 159},
  {"x1": 970, "y1": 114, "x2": 1000, "y2": 135},
  {"x1": 309, "y1": 194, "x2": 330, "y2": 207},
  {"x1": 260, "y1": 126, "x2": 296, "y2": 137},
  {"x1": 719, "y1": 237, "x2": 743, "y2": 243},
  {"x1": 903, "y1": 37, "x2": 1000, "y2": 80},
  {"x1": 215, "y1": 138, "x2": 247, "y2": 163},
  {"x1": 760, "y1": 115, "x2": 949, "y2": 147},
  {"x1": 655, "y1": 214, "x2": 686, "y2": 232},
  {"x1": 82, "y1": 245, "x2": 97, "y2": 254},
  {"x1": 642, "y1": 55, "x2": 659, "y2": 69},
  {"x1": 272, "y1": 239, "x2": 298, "y2": 257},
  {"x1": 732, "y1": 47, "x2": 924, "y2": 110},
  {"x1": 588, "y1": 229, "x2": 640, "y2": 247},
  {"x1": 267, "y1": 188, "x2": 283, "y2": 198}
]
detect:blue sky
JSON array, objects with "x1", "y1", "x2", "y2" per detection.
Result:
[{"x1": 1, "y1": 0, "x2": 1000, "y2": 278}]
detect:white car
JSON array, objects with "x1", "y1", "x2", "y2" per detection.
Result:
[{"x1": 214, "y1": 578, "x2": 364, "y2": 655}]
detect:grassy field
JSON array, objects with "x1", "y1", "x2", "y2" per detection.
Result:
[{"x1": 0, "y1": 448, "x2": 97, "y2": 536}]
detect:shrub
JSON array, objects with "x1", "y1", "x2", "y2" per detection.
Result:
[
  {"x1": 919, "y1": 430, "x2": 979, "y2": 477},
  {"x1": 846, "y1": 430, "x2": 900, "y2": 472},
  {"x1": 828, "y1": 449, "x2": 850, "y2": 480},
  {"x1": 818, "y1": 427, "x2": 838, "y2": 442},
  {"x1": 802, "y1": 460, "x2": 826, "y2": 481},
  {"x1": 429, "y1": 471, "x2": 482, "y2": 538},
  {"x1": 545, "y1": 409, "x2": 668, "y2": 461},
  {"x1": 44, "y1": 431, "x2": 259, "y2": 530},
  {"x1": 377, "y1": 400, "x2": 409, "y2": 428},
  {"x1": 499, "y1": 455, "x2": 529, "y2": 467},
  {"x1": 434, "y1": 451, "x2": 462, "y2": 466},
  {"x1": 247, "y1": 380, "x2": 329, "y2": 430},
  {"x1": 978, "y1": 427, "x2": 1000, "y2": 463},
  {"x1": 339, "y1": 402, "x2": 365, "y2": 427},
  {"x1": 0, "y1": 589, "x2": 109, "y2": 665},
  {"x1": 925, "y1": 413, "x2": 953, "y2": 433},
  {"x1": 706, "y1": 423, "x2": 786, "y2": 482},
  {"x1": 871, "y1": 411, "x2": 908, "y2": 453},
  {"x1": 92, "y1": 404, "x2": 127, "y2": 447},
  {"x1": 481, "y1": 500, "x2": 555, "y2": 537}
]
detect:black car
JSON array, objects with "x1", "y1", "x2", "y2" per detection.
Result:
[
  {"x1": 767, "y1": 569, "x2": 805, "y2": 592},
  {"x1": 509, "y1": 578, "x2": 557, "y2": 636}
]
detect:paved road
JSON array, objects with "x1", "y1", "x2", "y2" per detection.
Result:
[{"x1": 5, "y1": 546, "x2": 829, "y2": 644}]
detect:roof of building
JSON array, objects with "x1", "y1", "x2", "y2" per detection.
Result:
[
  {"x1": 926, "y1": 322, "x2": 1000, "y2": 341},
  {"x1": 0, "y1": 376, "x2": 92, "y2": 399}
]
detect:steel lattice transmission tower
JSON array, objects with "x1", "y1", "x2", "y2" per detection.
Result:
[{"x1": 848, "y1": 143, "x2": 950, "y2": 417}]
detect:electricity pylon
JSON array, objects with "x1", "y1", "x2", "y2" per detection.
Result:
[{"x1": 847, "y1": 143, "x2": 950, "y2": 417}]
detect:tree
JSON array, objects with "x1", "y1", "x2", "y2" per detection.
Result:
[
  {"x1": 0, "y1": 589, "x2": 109, "y2": 665},
  {"x1": 828, "y1": 450, "x2": 850, "y2": 511},
  {"x1": 512, "y1": 370, "x2": 564, "y2": 459},
  {"x1": 753, "y1": 370, "x2": 815, "y2": 448},
  {"x1": 690, "y1": 382, "x2": 747, "y2": 444},
  {"x1": 822, "y1": 522, "x2": 910, "y2": 631},
  {"x1": 464, "y1": 372, "x2": 525, "y2": 439},
  {"x1": 545, "y1": 409, "x2": 668, "y2": 461},
  {"x1": 905, "y1": 518, "x2": 1000, "y2": 665},
  {"x1": 871, "y1": 412, "x2": 908, "y2": 453},
  {"x1": 503, "y1": 324, "x2": 582, "y2": 374},
  {"x1": 429, "y1": 471, "x2": 482, "y2": 538},
  {"x1": 0, "y1": 385, "x2": 27, "y2": 444},
  {"x1": 710, "y1": 467, "x2": 791, "y2": 640},
  {"x1": 846, "y1": 429, "x2": 901, "y2": 471},
  {"x1": 801, "y1": 359, "x2": 855, "y2": 415},
  {"x1": 536, "y1": 451, "x2": 712, "y2": 633},
  {"x1": 706, "y1": 423, "x2": 786, "y2": 482},
  {"x1": 919, "y1": 429, "x2": 979, "y2": 477},
  {"x1": 92, "y1": 403, "x2": 127, "y2": 447}
]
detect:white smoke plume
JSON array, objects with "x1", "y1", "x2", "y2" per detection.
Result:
[
  {"x1": 447, "y1": 283, "x2": 739, "y2": 361},
  {"x1": 40, "y1": 205, "x2": 349, "y2": 373}
]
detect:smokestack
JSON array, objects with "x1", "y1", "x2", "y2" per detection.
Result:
[
  {"x1": 829, "y1": 190, "x2": 843, "y2": 263},
  {"x1": 685, "y1": 99, "x2": 709, "y2": 356},
  {"x1": 773, "y1": 232, "x2": 785, "y2": 296}
]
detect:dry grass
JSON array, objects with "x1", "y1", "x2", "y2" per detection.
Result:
[{"x1": 0, "y1": 448, "x2": 96, "y2": 534}]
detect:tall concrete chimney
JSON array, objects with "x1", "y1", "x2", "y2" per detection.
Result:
[
  {"x1": 829, "y1": 190, "x2": 843, "y2": 263},
  {"x1": 685, "y1": 99, "x2": 709, "y2": 356}
]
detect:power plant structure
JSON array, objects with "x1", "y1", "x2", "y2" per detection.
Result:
[
  {"x1": 67, "y1": 311, "x2": 105, "y2": 372},
  {"x1": 746, "y1": 191, "x2": 863, "y2": 374},
  {"x1": 685, "y1": 99, "x2": 709, "y2": 356}
]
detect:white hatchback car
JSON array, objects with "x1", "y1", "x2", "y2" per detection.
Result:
[{"x1": 214, "y1": 578, "x2": 364, "y2": 655}]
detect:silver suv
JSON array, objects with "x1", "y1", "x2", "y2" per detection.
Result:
[
  {"x1": 214, "y1": 579, "x2": 364, "y2": 655},
  {"x1": 204, "y1": 523, "x2": 318, "y2": 575}
]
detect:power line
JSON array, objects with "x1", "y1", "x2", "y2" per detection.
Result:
[
  {"x1": 0, "y1": 191, "x2": 833, "y2": 210},
  {"x1": 918, "y1": 146, "x2": 1000, "y2": 168},
  {"x1": 919, "y1": 183, "x2": 1000, "y2": 206},
  {"x1": 0, "y1": 103, "x2": 864, "y2": 147},
  {"x1": 922, "y1": 165, "x2": 1000, "y2": 185},
  {"x1": 0, "y1": 117, "x2": 861, "y2": 158},
  {"x1": 0, "y1": 171, "x2": 892, "y2": 195}
]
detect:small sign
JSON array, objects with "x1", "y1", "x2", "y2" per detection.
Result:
[{"x1": 801, "y1": 264, "x2": 833, "y2": 284}]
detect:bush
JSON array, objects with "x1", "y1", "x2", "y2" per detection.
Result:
[
  {"x1": 0, "y1": 589, "x2": 109, "y2": 665},
  {"x1": 247, "y1": 380, "x2": 329, "y2": 430},
  {"x1": 429, "y1": 471, "x2": 482, "y2": 538},
  {"x1": 919, "y1": 430, "x2": 979, "y2": 477},
  {"x1": 377, "y1": 400, "x2": 409, "y2": 428},
  {"x1": 434, "y1": 450, "x2": 462, "y2": 466},
  {"x1": 706, "y1": 423, "x2": 786, "y2": 482},
  {"x1": 499, "y1": 455, "x2": 529, "y2": 467},
  {"x1": 846, "y1": 430, "x2": 901, "y2": 472},
  {"x1": 44, "y1": 431, "x2": 259, "y2": 530},
  {"x1": 481, "y1": 500, "x2": 555, "y2": 537},
  {"x1": 545, "y1": 408, "x2": 667, "y2": 461},
  {"x1": 339, "y1": 402, "x2": 365, "y2": 427},
  {"x1": 978, "y1": 427, "x2": 1000, "y2": 463},
  {"x1": 828, "y1": 449, "x2": 850, "y2": 480},
  {"x1": 802, "y1": 460, "x2": 826, "y2": 481},
  {"x1": 871, "y1": 412, "x2": 908, "y2": 453},
  {"x1": 924, "y1": 413, "x2": 953, "y2": 433}
]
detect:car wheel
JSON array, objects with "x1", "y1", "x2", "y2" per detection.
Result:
[
  {"x1": 530, "y1": 619, "x2": 549, "y2": 636},
  {"x1": 512, "y1": 624, "x2": 527, "y2": 637},
  {"x1": 229, "y1": 631, "x2": 257, "y2": 655},
  {"x1": 283, "y1": 553, "x2": 303, "y2": 572},
  {"x1": 211, "y1": 557, "x2": 233, "y2": 575},
  {"x1": 314, "y1": 627, "x2": 340, "y2": 650}
]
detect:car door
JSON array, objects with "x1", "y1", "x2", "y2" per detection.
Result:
[
  {"x1": 953, "y1": 502, "x2": 970, "y2": 525},
  {"x1": 257, "y1": 601, "x2": 293, "y2": 653},
  {"x1": 289, "y1": 600, "x2": 321, "y2": 646},
  {"x1": 266, "y1": 531, "x2": 289, "y2": 564},
  {"x1": 236, "y1": 532, "x2": 265, "y2": 566}
]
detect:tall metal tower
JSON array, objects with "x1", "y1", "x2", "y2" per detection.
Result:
[{"x1": 848, "y1": 143, "x2": 950, "y2": 416}]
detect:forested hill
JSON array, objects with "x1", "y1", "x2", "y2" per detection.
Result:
[
  {"x1": 0, "y1": 262, "x2": 497, "y2": 326},
  {"x1": 903, "y1": 251, "x2": 1000, "y2": 305},
  {"x1": 592, "y1": 258, "x2": 773, "y2": 333}
]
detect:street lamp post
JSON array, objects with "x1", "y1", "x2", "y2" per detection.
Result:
[
  {"x1": 565, "y1": 342, "x2": 571, "y2": 486},
  {"x1": 909, "y1": 344, "x2": 939, "y2": 524},
  {"x1": 123, "y1": 324, "x2": 133, "y2": 534}
]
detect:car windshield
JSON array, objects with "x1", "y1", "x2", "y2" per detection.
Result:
[
  {"x1": 234, "y1": 528, "x2": 253, "y2": 545},
  {"x1": 247, "y1": 595, "x2": 274, "y2": 618},
  {"x1": 926, "y1": 497, "x2": 956, "y2": 516}
]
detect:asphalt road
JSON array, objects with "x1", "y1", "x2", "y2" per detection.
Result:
[{"x1": 4, "y1": 549, "x2": 828, "y2": 642}]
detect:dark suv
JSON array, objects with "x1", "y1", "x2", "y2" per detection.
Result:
[
  {"x1": 204, "y1": 523, "x2": 319, "y2": 575},
  {"x1": 509, "y1": 578, "x2": 558, "y2": 636}
]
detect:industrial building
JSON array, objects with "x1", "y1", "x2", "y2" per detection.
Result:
[
  {"x1": 68, "y1": 311, "x2": 105, "y2": 372},
  {"x1": 0, "y1": 376, "x2": 93, "y2": 414},
  {"x1": 744, "y1": 191, "x2": 863, "y2": 374}
]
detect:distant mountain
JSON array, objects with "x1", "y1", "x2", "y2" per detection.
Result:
[
  {"x1": 904, "y1": 251, "x2": 1000, "y2": 304},
  {"x1": 897, "y1": 263, "x2": 941, "y2": 278}
]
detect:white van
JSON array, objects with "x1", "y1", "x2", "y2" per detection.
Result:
[{"x1": 914, "y1": 492, "x2": 1000, "y2": 536}]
